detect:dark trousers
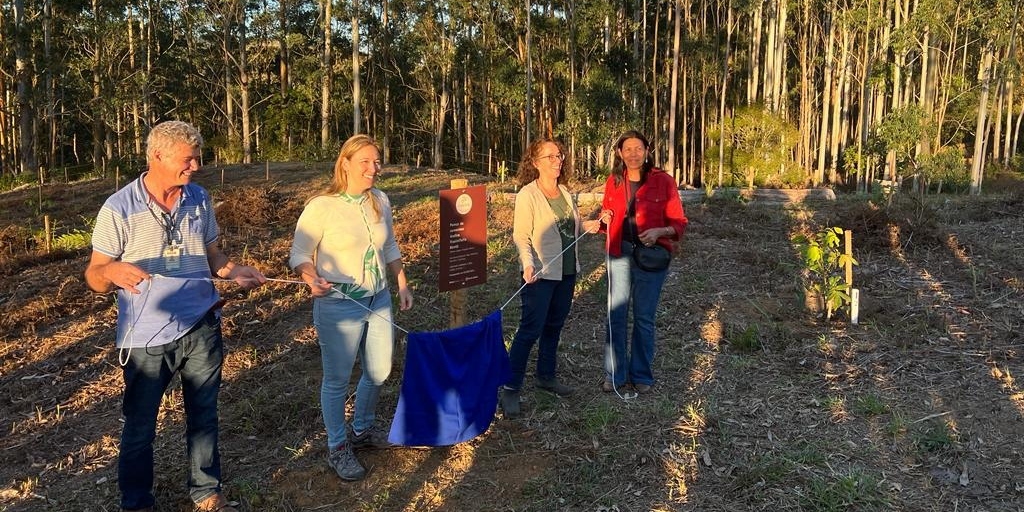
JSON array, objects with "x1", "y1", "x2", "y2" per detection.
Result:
[
  {"x1": 118, "y1": 310, "x2": 224, "y2": 510},
  {"x1": 506, "y1": 274, "x2": 577, "y2": 390}
]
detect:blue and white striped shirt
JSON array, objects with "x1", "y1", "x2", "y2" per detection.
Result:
[{"x1": 91, "y1": 173, "x2": 221, "y2": 348}]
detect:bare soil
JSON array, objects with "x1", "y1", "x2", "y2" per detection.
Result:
[{"x1": 2, "y1": 163, "x2": 1023, "y2": 512}]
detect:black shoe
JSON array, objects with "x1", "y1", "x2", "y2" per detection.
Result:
[
  {"x1": 537, "y1": 378, "x2": 575, "y2": 397},
  {"x1": 500, "y1": 387, "x2": 521, "y2": 416}
]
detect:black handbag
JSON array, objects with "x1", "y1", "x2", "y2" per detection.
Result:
[
  {"x1": 632, "y1": 242, "x2": 671, "y2": 272},
  {"x1": 626, "y1": 181, "x2": 672, "y2": 272}
]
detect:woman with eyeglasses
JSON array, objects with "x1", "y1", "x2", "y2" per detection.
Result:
[
  {"x1": 592, "y1": 130, "x2": 687, "y2": 395},
  {"x1": 499, "y1": 138, "x2": 603, "y2": 417}
]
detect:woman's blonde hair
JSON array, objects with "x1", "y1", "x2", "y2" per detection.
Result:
[{"x1": 313, "y1": 134, "x2": 382, "y2": 220}]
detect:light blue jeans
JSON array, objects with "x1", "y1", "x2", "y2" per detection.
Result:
[
  {"x1": 313, "y1": 290, "x2": 394, "y2": 450},
  {"x1": 605, "y1": 241, "x2": 668, "y2": 387}
]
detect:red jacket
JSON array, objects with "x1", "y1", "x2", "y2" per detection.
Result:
[{"x1": 601, "y1": 168, "x2": 687, "y2": 257}]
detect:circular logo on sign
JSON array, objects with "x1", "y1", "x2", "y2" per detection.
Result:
[{"x1": 455, "y1": 193, "x2": 473, "y2": 215}]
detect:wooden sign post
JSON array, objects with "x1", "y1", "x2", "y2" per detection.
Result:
[
  {"x1": 439, "y1": 179, "x2": 487, "y2": 328},
  {"x1": 845, "y1": 229, "x2": 859, "y2": 324}
]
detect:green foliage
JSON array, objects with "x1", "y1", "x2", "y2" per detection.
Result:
[
  {"x1": 582, "y1": 402, "x2": 620, "y2": 436},
  {"x1": 562, "y1": 65, "x2": 635, "y2": 150},
  {"x1": 1010, "y1": 154, "x2": 1024, "y2": 174},
  {"x1": 0, "y1": 172, "x2": 40, "y2": 192},
  {"x1": 792, "y1": 227, "x2": 857, "y2": 320},
  {"x1": 875, "y1": 106, "x2": 930, "y2": 160},
  {"x1": 727, "y1": 324, "x2": 762, "y2": 352},
  {"x1": 707, "y1": 105, "x2": 800, "y2": 189},
  {"x1": 208, "y1": 134, "x2": 244, "y2": 165},
  {"x1": 913, "y1": 421, "x2": 960, "y2": 453},
  {"x1": 51, "y1": 230, "x2": 92, "y2": 252},
  {"x1": 497, "y1": 161, "x2": 509, "y2": 183},
  {"x1": 919, "y1": 146, "x2": 969, "y2": 193},
  {"x1": 852, "y1": 394, "x2": 889, "y2": 417},
  {"x1": 803, "y1": 471, "x2": 889, "y2": 511}
]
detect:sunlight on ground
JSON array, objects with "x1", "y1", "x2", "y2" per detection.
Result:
[
  {"x1": 700, "y1": 303, "x2": 723, "y2": 346},
  {"x1": 400, "y1": 443, "x2": 477, "y2": 512},
  {"x1": 657, "y1": 311, "x2": 726, "y2": 503}
]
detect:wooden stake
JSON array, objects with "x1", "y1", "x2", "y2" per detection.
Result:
[
  {"x1": 44, "y1": 215, "x2": 52, "y2": 253},
  {"x1": 845, "y1": 229, "x2": 856, "y2": 323},
  {"x1": 449, "y1": 178, "x2": 469, "y2": 328},
  {"x1": 844, "y1": 230, "x2": 853, "y2": 287}
]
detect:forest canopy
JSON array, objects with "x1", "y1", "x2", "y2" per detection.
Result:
[{"x1": 1, "y1": 0, "x2": 1022, "y2": 193}]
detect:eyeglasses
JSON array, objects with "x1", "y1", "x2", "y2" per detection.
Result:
[{"x1": 536, "y1": 153, "x2": 565, "y2": 162}]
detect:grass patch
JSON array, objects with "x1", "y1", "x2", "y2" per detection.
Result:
[
  {"x1": 732, "y1": 453, "x2": 794, "y2": 490},
  {"x1": 802, "y1": 470, "x2": 889, "y2": 511},
  {"x1": 885, "y1": 410, "x2": 909, "y2": 438},
  {"x1": 821, "y1": 395, "x2": 847, "y2": 422},
  {"x1": 726, "y1": 324, "x2": 762, "y2": 353},
  {"x1": 582, "y1": 402, "x2": 621, "y2": 436},
  {"x1": 786, "y1": 440, "x2": 828, "y2": 466},
  {"x1": 852, "y1": 394, "x2": 889, "y2": 417},
  {"x1": 913, "y1": 420, "x2": 960, "y2": 453}
]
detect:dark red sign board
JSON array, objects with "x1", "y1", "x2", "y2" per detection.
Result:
[{"x1": 439, "y1": 185, "x2": 488, "y2": 292}]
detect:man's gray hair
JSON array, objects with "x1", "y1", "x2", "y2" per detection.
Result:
[{"x1": 146, "y1": 121, "x2": 203, "y2": 163}]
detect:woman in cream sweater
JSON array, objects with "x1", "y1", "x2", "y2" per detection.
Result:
[{"x1": 501, "y1": 138, "x2": 601, "y2": 417}]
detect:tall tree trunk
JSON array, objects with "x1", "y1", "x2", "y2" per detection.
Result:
[
  {"x1": 279, "y1": 0, "x2": 292, "y2": 151},
  {"x1": 525, "y1": 0, "x2": 532, "y2": 145},
  {"x1": 748, "y1": 3, "x2": 762, "y2": 105},
  {"x1": 239, "y1": 16, "x2": 252, "y2": 164},
  {"x1": 816, "y1": 2, "x2": 836, "y2": 185},
  {"x1": 90, "y1": 0, "x2": 104, "y2": 173},
  {"x1": 667, "y1": 0, "x2": 682, "y2": 178},
  {"x1": 433, "y1": 80, "x2": 450, "y2": 169},
  {"x1": 774, "y1": 0, "x2": 788, "y2": 113},
  {"x1": 798, "y1": 0, "x2": 812, "y2": 180},
  {"x1": 352, "y1": 0, "x2": 361, "y2": 134},
  {"x1": 321, "y1": 0, "x2": 332, "y2": 149},
  {"x1": 15, "y1": 0, "x2": 38, "y2": 175},
  {"x1": 223, "y1": 9, "x2": 236, "y2": 153},
  {"x1": 970, "y1": 43, "x2": 995, "y2": 195},
  {"x1": 44, "y1": 0, "x2": 56, "y2": 169},
  {"x1": 715, "y1": 0, "x2": 733, "y2": 187}
]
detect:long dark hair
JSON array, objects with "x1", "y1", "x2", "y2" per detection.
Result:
[{"x1": 611, "y1": 130, "x2": 654, "y2": 186}]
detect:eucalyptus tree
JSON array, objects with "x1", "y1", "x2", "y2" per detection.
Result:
[
  {"x1": 12, "y1": 0, "x2": 36, "y2": 176},
  {"x1": 406, "y1": 2, "x2": 457, "y2": 169},
  {"x1": 320, "y1": 0, "x2": 332, "y2": 149}
]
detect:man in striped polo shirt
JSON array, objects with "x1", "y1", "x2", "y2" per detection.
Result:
[{"x1": 85, "y1": 120, "x2": 265, "y2": 512}]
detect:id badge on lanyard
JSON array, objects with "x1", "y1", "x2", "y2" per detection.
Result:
[{"x1": 163, "y1": 245, "x2": 182, "y2": 271}]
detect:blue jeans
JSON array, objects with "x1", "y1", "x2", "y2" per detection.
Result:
[
  {"x1": 506, "y1": 274, "x2": 577, "y2": 391},
  {"x1": 119, "y1": 310, "x2": 224, "y2": 510},
  {"x1": 313, "y1": 290, "x2": 394, "y2": 450},
  {"x1": 605, "y1": 241, "x2": 668, "y2": 387}
]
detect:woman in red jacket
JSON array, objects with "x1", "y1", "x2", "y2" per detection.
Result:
[{"x1": 594, "y1": 130, "x2": 687, "y2": 394}]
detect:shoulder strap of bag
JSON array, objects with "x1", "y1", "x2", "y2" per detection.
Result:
[{"x1": 626, "y1": 180, "x2": 641, "y2": 244}]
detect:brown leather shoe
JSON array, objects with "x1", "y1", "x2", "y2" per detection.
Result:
[{"x1": 195, "y1": 493, "x2": 239, "y2": 512}]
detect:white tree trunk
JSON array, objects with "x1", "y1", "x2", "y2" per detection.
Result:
[
  {"x1": 970, "y1": 44, "x2": 994, "y2": 195},
  {"x1": 352, "y1": 0, "x2": 361, "y2": 135},
  {"x1": 321, "y1": 0, "x2": 332, "y2": 149}
]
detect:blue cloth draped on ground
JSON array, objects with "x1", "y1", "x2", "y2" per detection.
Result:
[{"x1": 388, "y1": 310, "x2": 510, "y2": 446}]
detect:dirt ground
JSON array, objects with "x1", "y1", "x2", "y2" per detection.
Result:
[{"x1": 1, "y1": 163, "x2": 1023, "y2": 512}]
